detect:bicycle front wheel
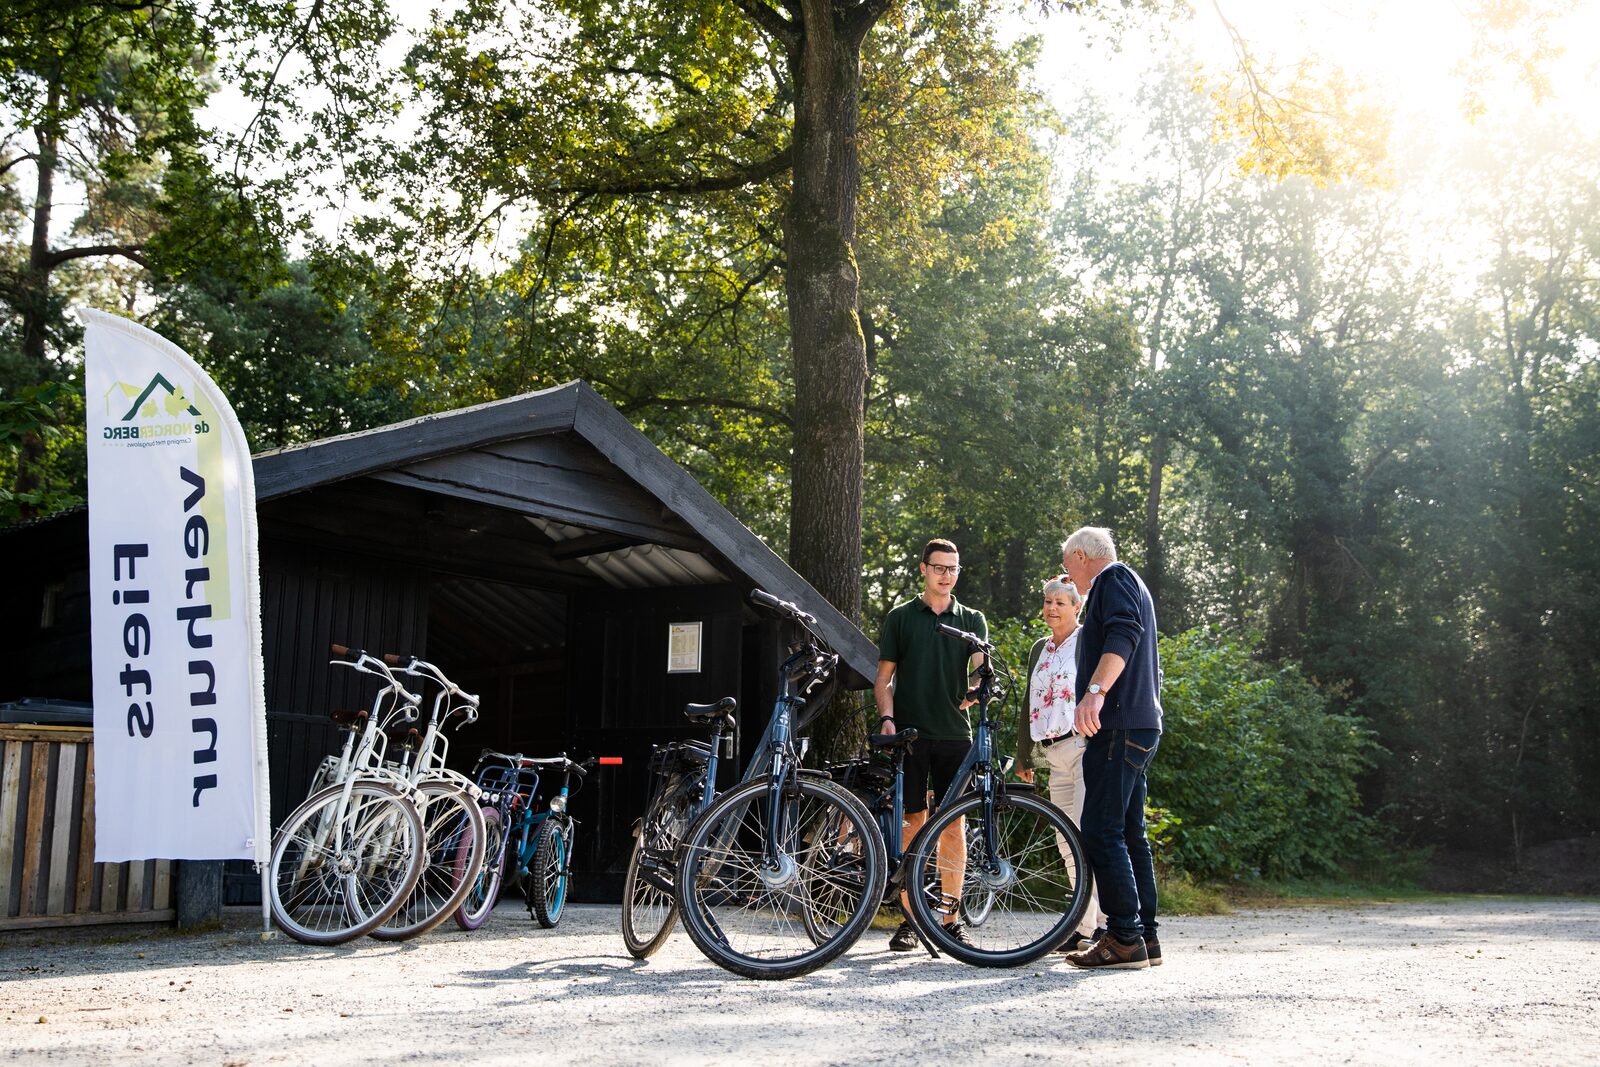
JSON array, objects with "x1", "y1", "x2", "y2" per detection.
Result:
[
  {"x1": 676, "y1": 777, "x2": 886, "y2": 981},
  {"x1": 371, "y1": 781, "x2": 485, "y2": 941},
  {"x1": 454, "y1": 805, "x2": 506, "y2": 930},
  {"x1": 621, "y1": 779, "x2": 699, "y2": 957},
  {"x1": 905, "y1": 790, "x2": 1090, "y2": 967},
  {"x1": 528, "y1": 817, "x2": 571, "y2": 927},
  {"x1": 269, "y1": 780, "x2": 423, "y2": 945}
]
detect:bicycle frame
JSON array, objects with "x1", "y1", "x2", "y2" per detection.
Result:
[
  {"x1": 886, "y1": 623, "x2": 1016, "y2": 896},
  {"x1": 506, "y1": 756, "x2": 590, "y2": 863}
]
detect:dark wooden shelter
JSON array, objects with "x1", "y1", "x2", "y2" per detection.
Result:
[{"x1": 1, "y1": 381, "x2": 876, "y2": 908}]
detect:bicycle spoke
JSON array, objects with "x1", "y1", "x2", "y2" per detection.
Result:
[
  {"x1": 679, "y1": 779, "x2": 884, "y2": 976},
  {"x1": 908, "y1": 792, "x2": 1089, "y2": 965}
]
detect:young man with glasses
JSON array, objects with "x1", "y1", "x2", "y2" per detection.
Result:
[{"x1": 874, "y1": 538, "x2": 988, "y2": 952}]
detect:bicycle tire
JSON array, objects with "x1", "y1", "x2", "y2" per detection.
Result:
[
  {"x1": 676, "y1": 776, "x2": 886, "y2": 980},
  {"x1": 621, "y1": 777, "x2": 699, "y2": 957},
  {"x1": 371, "y1": 781, "x2": 485, "y2": 940},
  {"x1": 528, "y1": 817, "x2": 571, "y2": 928},
  {"x1": 269, "y1": 780, "x2": 424, "y2": 945},
  {"x1": 454, "y1": 805, "x2": 506, "y2": 930},
  {"x1": 904, "y1": 790, "x2": 1090, "y2": 967}
]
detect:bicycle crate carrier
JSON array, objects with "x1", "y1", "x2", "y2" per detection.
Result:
[{"x1": 471, "y1": 751, "x2": 544, "y2": 811}]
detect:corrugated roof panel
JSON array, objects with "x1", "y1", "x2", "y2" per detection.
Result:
[{"x1": 527, "y1": 515, "x2": 727, "y2": 589}]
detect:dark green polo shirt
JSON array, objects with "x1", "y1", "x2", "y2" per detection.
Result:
[{"x1": 878, "y1": 594, "x2": 988, "y2": 741}]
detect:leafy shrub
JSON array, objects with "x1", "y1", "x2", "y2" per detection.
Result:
[
  {"x1": 1152, "y1": 628, "x2": 1380, "y2": 880},
  {"x1": 985, "y1": 618, "x2": 1380, "y2": 882}
]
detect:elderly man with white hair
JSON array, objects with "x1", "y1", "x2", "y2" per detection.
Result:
[{"x1": 1059, "y1": 526, "x2": 1165, "y2": 970}]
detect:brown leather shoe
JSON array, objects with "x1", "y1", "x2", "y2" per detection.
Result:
[
  {"x1": 1145, "y1": 935, "x2": 1162, "y2": 966},
  {"x1": 1066, "y1": 931, "x2": 1150, "y2": 970}
]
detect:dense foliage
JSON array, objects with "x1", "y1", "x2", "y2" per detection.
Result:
[
  {"x1": 1150, "y1": 628, "x2": 1377, "y2": 880},
  {"x1": 4, "y1": 2, "x2": 1596, "y2": 871}
]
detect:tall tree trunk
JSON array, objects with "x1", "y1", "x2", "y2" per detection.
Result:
[
  {"x1": 783, "y1": 3, "x2": 877, "y2": 624},
  {"x1": 14, "y1": 109, "x2": 60, "y2": 518},
  {"x1": 23, "y1": 95, "x2": 59, "y2": 370},
  {"x1": 1141, "y1": 234, "x2": 1181, "y2": 611}
]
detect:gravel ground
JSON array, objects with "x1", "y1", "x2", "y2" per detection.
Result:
[{"x1": 3, "y1": 898, "x2": 1597, "y2": 1065}]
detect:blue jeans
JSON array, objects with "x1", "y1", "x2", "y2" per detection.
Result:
[{"x1": 1079, "y1": 728, "x2": 1160, "y2": 944}]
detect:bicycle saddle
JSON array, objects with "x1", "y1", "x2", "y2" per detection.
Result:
[
  {"x1": 684, "y1": 697, "x2": 737, "y2": 722},
  {"x1": 328, "y1": 708, "x2": 367, "y2": 729},
  {"x1": 868, "y1": 727, "x2": 918, "y2": 749}
]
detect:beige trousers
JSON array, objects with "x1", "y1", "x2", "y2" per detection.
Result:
[{"x1": 1040, "y1": 734, "x2": 1105, "y2": 937}]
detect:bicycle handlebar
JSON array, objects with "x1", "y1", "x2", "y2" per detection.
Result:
[
  {"x1": 329, "y1": 644, "x2": 422, "y2": 708},
  {"x1": 750, "y1": 588, "x2": 817, "y2": 625},
  {"x1": 937, "y1": 622, "x2": 995, "y2": 654},
  {"x1": 385, "y1": 654, "x2": 481, "y2": 711}
]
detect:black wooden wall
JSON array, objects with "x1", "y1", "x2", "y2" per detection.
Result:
[
  {"x1": 225, "y1": 540, "x2": 432, "y2": 903},
  {"x1": 564, "y1": 583, "x2": 748, "y2": 900}
]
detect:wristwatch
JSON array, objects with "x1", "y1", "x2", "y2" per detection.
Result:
[{"x1": 1087, "y1": 683, "x2": 1106, "y2": 697}]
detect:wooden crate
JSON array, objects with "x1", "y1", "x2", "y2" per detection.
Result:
[{"x1": 0, "y1": 725, "x2": 174, "y2": 929}]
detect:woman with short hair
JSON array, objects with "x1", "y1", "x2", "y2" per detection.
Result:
[{"x1": 1016, "y1": 574, "x2": 1104, "y2": 952}]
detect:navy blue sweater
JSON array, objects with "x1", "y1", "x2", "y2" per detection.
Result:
[{"x1": 1074, "y1": 562, "x2": 1164, "y2": 732}]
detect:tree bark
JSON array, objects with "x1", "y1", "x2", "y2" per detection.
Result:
[
  {"x1": 23, "y1": 106, "x2": 58, "y2": 370},
  {"x1": 781, "y1": 2, "x2": 879, "y2": 624},
  {"x1": 13, "y1": 107, "x2": 60, "y2": 518}
]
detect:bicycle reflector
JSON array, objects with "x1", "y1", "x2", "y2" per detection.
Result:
[{"x1": 598, "y1": 756, "x2": 623, "y2": 765}]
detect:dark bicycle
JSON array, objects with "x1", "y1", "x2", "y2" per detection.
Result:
[
  {"x1": 670, "y1": 590, "x2": 887, "y2": 980},
  {"x1": 810, "y1": 623, "x2": 1093, "y2": 967},
  {"x1": 620, "y1": 696, "x2": 737, "y2": 957}
]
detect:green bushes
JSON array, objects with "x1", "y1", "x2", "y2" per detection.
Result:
[
  {"x1": 984, "y1": 618, "x2": 1380, "y2": 883},
  {"x1": 1151, "y1": 628, "x2": 1379, "y2": 881}
]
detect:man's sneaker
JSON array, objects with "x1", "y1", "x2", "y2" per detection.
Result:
[
  {"x1": 1054, "y1": 931, "x2": 1094, "y2": 954},
  {"x1": 1144, "y1": 935, "x2": 1162, "y2": 966},
  {"x1": 942, "y1": 921, "x2": 975, "y2": 948},
  {"x1": 1065, "y1": 931, "x2": 1150, "y2": 970},
  {"x1": 889, "y1": 921, "x2": 918, "y2": 952}
]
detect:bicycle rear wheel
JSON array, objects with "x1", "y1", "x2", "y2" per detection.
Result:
[
  {"x1": 676, "y1": 777, "x2": 885, "y2": 980},
  {"x1": 269, "y1": 780, "x2": 423, "y2": 945},
  {"x1": 371, "y1": 781, "x2": 485, "y2": 940},
  {"x1": 528, "y1": 817, "x2": 571, "y2": 927},
  {"x1": 621, "y1": 779, "x2": 698, "y2": 957},
  {"x1": 904, "y1": 790, "x2": 1090, "y2": 967},
  {"x1": 454, "y1": 805, "x2": 506, "y2": 930}
]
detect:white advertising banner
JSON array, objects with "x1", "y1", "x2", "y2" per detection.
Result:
[{"x1": 82, "y1": 308, "x2": 270, "y2": 864}]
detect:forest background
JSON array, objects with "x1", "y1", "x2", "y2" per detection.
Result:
[{"x1": 3, "y1": 0, "x2": 1596, "y2": 893}]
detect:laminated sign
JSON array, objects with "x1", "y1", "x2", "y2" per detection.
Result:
[{"x1": 82, "y1": 308, "x2": 270, "y2": 864}]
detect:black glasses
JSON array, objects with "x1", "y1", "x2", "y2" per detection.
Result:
[{"x1": 924, "y1": 563, "x2": 961, "y2": 576}]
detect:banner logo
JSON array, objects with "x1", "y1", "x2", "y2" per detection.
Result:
[{"x1": 101, "y1": 374, "x2": 211, "y2": 443}]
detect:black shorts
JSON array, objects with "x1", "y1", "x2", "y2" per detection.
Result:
[{"x1": 902, "y1": 738, "x2": 970, "y2": 814}]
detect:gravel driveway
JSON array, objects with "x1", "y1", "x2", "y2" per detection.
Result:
[{"x1": 3, "y1": 898, "x2": 1596, "y2": 1065}]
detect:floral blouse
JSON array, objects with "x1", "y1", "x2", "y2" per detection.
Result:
[{"x1": 1028, "y1": 628, "x2": 1079, "y2": 742}]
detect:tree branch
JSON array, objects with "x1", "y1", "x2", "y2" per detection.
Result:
[
  {"x1": 616, "y1": 394, "x2": 793, "y2": 428},
  {"x1": 0, "y1": 153, "x2": 40, "y2": 179},
  {"x1": 729, "y1": 0, "x2": 799, "y2": 51},
  {"x1": 549, "y1": 145, "x2": 792, "y2": 198},
  {"x1": 40, "y1": 243, "x2": 148, "y2": 269},
  {"x1": 845, "y1": 0, "x2": 895, "y2": 47},
  {"x1": 603, "y1": 64, "x2": 706, "y2": 97}
]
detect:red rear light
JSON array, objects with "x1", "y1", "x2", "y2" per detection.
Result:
[{"x1": 598, "y1": 756, "x2": 623, "y2": 765}]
